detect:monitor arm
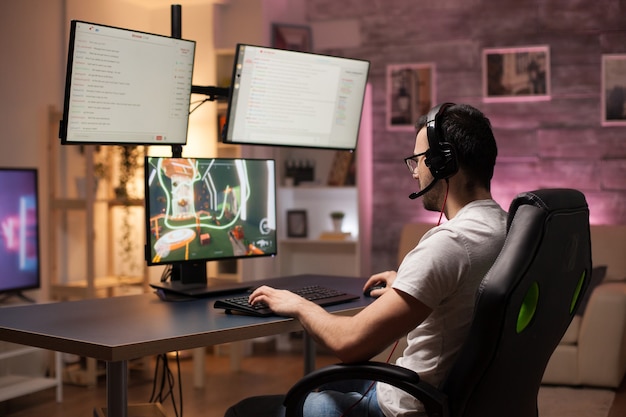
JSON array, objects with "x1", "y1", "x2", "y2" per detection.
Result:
[
  {"x1": 170, "y1": 85, "x2": 230, "y2": 158},
  {"x1": 191, "y1": 85, "x2": 230, "y2": 101}
]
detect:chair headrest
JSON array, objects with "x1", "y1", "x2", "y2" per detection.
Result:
[{"x1": 507, "y1": 188, "x2": 588, "y2": 231}]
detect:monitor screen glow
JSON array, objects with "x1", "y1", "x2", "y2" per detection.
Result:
[
  {"x1": 60, "y1": 20, "x2": 196, "y2": 145},
  {"x1": 144, "y1": 157, "x2": 277, "y2": 267},
  {"x1": 223, "y1": 44, "x2": 370, "y2": 150},
  {"x1": 0, "y1": 168, "x2": 41, "y2": 296}
]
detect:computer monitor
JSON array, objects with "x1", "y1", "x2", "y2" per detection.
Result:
[
  {"x1": 59, "y1": 20, "x2": 196, "y2": 145},
  {"x1": 0, "y1": 168, "x2": 41, "y2": 302},
  {"x1": 144, "y1": 156, "x2": 277, "y2": 283},
  {"x1": 222, "y1": 44, "x2": 370, "y2": 151}
]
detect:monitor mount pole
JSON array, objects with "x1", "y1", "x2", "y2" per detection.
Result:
[
  {"x1": 171, "y1": 4, "x2": 229, "y2": 159},
  {"x1": 168, "y1": 4, "x2": 222, "y2": 286}
]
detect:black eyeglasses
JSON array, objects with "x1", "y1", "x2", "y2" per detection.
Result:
[{"x1": 404, "y1": 151, "x2": 428, "y2": 173}]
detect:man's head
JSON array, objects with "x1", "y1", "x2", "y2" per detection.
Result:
[{"x1": 406, "y1": 103, "x2": 498, "y2": 211}]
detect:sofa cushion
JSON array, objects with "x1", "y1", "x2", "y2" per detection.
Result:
[
  {"x1": 560, "y1": 315, "x2": 581, "y2": 345},
  {"x1": 575, "y1": 265, "x2": 607, "y2": 316}
]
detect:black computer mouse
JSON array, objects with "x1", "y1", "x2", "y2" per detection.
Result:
[{"x1": 363, "y1": 282, "x2": 386, "y2": 297}]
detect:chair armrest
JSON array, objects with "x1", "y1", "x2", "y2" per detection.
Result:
[{"x1": 283, "y1": 362, "x2": 449, "y2": 417}]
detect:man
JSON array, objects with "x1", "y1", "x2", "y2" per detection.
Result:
[{"x1": 224, "y1": 103, "x2": 508, "y2": 417}]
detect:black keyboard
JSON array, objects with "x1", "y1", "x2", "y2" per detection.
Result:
[{"x1": 213, "y1": 285, "x2": 360, "y2": 317}]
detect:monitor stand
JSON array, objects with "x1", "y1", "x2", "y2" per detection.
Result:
[
  {"x1": 0, "y1": 291, "x2": 35, "y2": 304},
  {"x1": 150, "y1": 262, "x2": 251, "y2": 300},
  {"x1": 170, "y1": 261, "x2": 207, "y2": 285}
]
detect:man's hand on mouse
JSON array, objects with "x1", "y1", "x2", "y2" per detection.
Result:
[{"x1": 363, "y1": 270, "x2": 397, "y2": 297}]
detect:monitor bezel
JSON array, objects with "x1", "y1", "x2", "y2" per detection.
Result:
[
  {"x1": 143, "y1": 156, "x2": 278, "y2": 268},
  {"x1": 222, "y1": 43, "x2": 370, "y2": 151},
  {"x1": 59, "y1": 20, "x2": 196, "y2": 146},
  {"x1": 0, "y1": 167, "x2": 41, "y2": 296}
]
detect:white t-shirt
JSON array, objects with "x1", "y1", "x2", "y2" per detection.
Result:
[{"x1": 377, "y1": 199, "x2": 508, "y2": 417}]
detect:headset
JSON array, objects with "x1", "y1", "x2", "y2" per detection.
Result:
[
  {"x1": 424, "y1": 102, "x2": 459, "y2": 180},
  {"x1": 409, "y1": 102, "x2": 459, "y2": 200}
]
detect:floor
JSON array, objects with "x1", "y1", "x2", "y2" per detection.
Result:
[
  {"x1": 0, "y1": 342, "x2": 625, "y2": 417},
  {"x1": 0, "y1": 341, "x2": 337, "y2": 417}
]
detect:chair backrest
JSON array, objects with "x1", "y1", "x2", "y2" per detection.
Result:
[{"x1": 440, "y1": 189, "x2": 591, "y2": 417}]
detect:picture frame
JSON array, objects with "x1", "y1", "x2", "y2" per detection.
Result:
[
  {"x1": 287, "y1": 210, "x2": 308, "y2": 238},
  {"x1": 386, "y1": 63, "x2": 435, "y2": 131},
  {"x1": 482, "y1": 45, "x2": 551, "y2": 102},
  {"x1": 271, "y1": 23, "x2": 312, "y2": 52},
  {"x1": 601, "y1": 54, "x2": 626, "y2": 126}
]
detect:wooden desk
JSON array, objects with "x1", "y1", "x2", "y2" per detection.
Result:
[{"x1": 0, "y1": 274, "x2": 371, "y2": 417}]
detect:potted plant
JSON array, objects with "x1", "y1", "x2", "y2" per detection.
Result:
[
  {"x1": 114, "y1": 145, "x2": 143, "y2": 278},
  {"x1": 114, "y1": 145, "x2": 141, "y2": 200},
  {"x1": 330, "y1": 211, "x2": 345, "y2": 232}
]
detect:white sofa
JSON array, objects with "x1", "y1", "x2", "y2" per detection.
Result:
[{"x1": 390, "y1": 223, "x2": 626, "y2": 388}]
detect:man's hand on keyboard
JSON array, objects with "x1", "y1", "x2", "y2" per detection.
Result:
[
  {"x1": 249, "y1": 285, "x2": 310, "y2": 317},
  {"x1": 215, "y1": 285, "x2": 359, "y2": 317}
]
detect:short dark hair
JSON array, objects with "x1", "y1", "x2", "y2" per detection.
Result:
[{"x1": 416, "y1": 104, "x2": 497, "y2": 190}]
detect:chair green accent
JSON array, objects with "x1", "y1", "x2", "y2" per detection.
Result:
[
  {"x1": 570, "y1": 270, "x2": 587, "y2": 314},
  {"x1": 517, "y1": 281, "x2": 539, "y2": 334}
]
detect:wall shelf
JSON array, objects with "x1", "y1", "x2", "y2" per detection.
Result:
[
  {"x1": 47, "y1": 106, "x2": 148, "y2": 386},
  {"x1": 0, "y1": 343, "x2": 62, "y2": 403},
  {"x1": 47, "y1": 107, "x2": 148, "y2": 300}
]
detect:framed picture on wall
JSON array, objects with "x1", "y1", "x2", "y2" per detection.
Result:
[
  {"x1": 482, "y1": 45, "x2": 551, "y2": 102},
  {"x1": 602, "y1": 54, "x2": 626, "y2": 126},
  {"x1": 271, "y1": 23, "x2": 312, "y2": 52},
  {"x1": 386, "y1": 63, "x2": 435, "y2": 131},
  {"x1": 287, "y1": 210, "x2": 308, "y2": 238}
]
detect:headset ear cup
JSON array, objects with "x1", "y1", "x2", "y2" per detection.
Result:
[
  {"x1": 437, "y1": 142, "x2": 458, "y2": 179},
  {"x1": 425, "y1": 142, "x2": 458, "y2": 180},
  {"x1": 425, "y1": 102, "x2": 458, "y2": 180}
]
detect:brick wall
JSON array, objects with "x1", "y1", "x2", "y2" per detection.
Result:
[{"x1": 305, "y1": 0, "x2": 626, "y2": 273}]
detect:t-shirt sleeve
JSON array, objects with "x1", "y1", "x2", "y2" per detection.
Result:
[{"x1": 392, "y1": 228, "x2": 470, "y2": 309}]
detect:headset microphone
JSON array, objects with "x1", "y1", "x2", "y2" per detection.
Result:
[{"x1": 409, "y1": 178, "x2": 438, "y2": 200}]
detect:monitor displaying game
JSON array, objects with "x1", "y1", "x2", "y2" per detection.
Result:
[
  {"x1": 59, "y1": 20, "x2": 196, "y2": 145},
  {"x1": 0, "y1": 168, "x2": 41, "y2": 300},
  {"x1": 222, "y1": 44, "x2": 370, "y2": 150},
  {"x1": 144, "y1": 157, "x2": 277, "y2": 277}
]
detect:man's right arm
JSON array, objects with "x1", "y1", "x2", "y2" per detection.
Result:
[{"x1": 250, "y1": 284, "x2": 431, "y2": 363}]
